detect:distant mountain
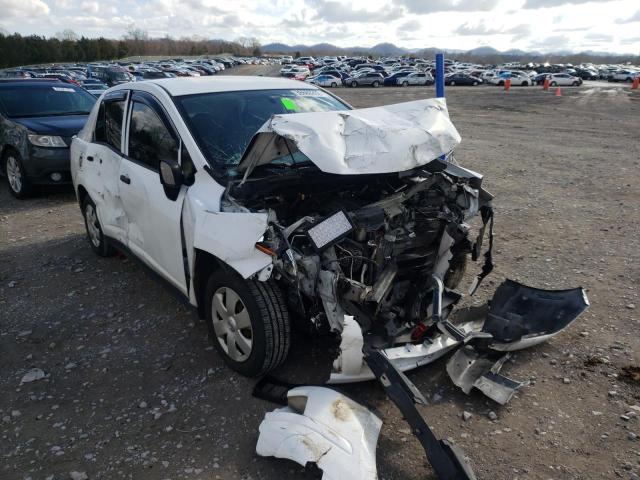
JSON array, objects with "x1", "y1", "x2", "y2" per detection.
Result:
[
  {"x1": 466, "y1": 46, "x2": 500, "y2": 56},
  {"x1": 260, "y1": 42, "x2": 634, "y2": 60}
]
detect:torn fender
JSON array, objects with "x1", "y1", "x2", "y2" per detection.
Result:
[
  {"x1": 237, "y1": 98, "x2": 461, "y2": 177},
  {"x1": 192, "y1": 210, "x2": 272, "y2": 279},
  {"x1": 256, "y1": 386, "x2": 382, "y2": 480}
]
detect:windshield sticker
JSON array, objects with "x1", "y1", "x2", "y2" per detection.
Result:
[
  {"x1": 291, "y1": 89, "x2": 323, "y2": 97},
  {"x1": 52, "y1": 87, "x2": 75, "y2": 92},
  {"x1": 280, "y1": 97, "x2": 299, "y2": 111}
]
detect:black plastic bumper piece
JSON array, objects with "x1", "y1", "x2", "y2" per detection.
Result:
[{"x1": 364, "y1": 348, "x2": 477, "y2": 480}]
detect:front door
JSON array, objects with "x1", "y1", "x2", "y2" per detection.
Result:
[{"x1": 118, "y1": 92, "x2": 187, "y2": 293}]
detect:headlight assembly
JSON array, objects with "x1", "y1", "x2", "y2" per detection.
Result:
[{"x1": 28, "y1": 135, "x2": 67, "y2": 148}]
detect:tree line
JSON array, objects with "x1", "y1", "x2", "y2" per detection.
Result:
[{"x1": 0, "y1": 30, "x2": 262, "y2": 69}]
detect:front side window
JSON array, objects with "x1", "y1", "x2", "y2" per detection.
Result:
[
  {"x1": 128, "y1": 101, "x2": 177, "y2": 170},
  {"x1": 94, "y1": 99, "x2": 125, "y2": 150}
]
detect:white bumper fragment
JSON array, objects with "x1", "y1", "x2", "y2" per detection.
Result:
[{"x1": 256, "y1": 386, "x2": 382, "y2": 480}]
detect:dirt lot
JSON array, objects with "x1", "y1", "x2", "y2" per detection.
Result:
[{"x1": 1, "y1": 66, "x2": 640, "y2": 480}]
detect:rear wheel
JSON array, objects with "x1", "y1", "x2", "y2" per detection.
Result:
[
  {"x1": 372, "y1": 81, "x2": 379, "y2": 87},
  {"x1": 350, "y1": 81, "x2": 357, "y2": 88},
  {"x1": 402, "y1": 81, "x2": 409, "y2": 87},
  {"x1": 450, "y1": 81, "x2": 456, "y2": 86},
  {"x1": 331, "y1": 82, "x2": 337, "y2": 88},
  {"x1": 551, "y1": 81, "x2": 557, "y2": 86},
  {"x1": 3, "y1": 150, "x2": 31, "y2": 199},
  {"x1": 521, "y1": 81, "x2": 527, "y2": 86},
  {"x1": 82, "y1": 196, "x2": 115, "y2": 257},
  {"x1": 473, "y1": 81, "x2": 478, "y2": 86},
  {"x1": 498, "y1": 81, "x2": 504, "y2": 86},
  {"x1": 205, "y1": 270, "x2": 290, "y2": 376}
]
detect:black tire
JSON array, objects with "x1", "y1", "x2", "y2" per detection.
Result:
[
  {"x1": 450, "y1": 81, "x2": 456, "y2": 86},
  {"x1": 572, "y1": 81, "x2": 579, "y2": 86},
  {"x1": 402, "y1": 81, "x2": 409, "y2": 87},
  {"x1": 3, "y1": 149, "x2": 31, "y2": 199},
  {"x1": 498, "y1": 80, "x2": 504, "y2": 86},
  {"x1": 205, "y1": 269, "x2": 290, "y2": 377},
  {"x1": 82, "y1": 195, "x2": 115, "y2": 257},
  {"x1": 473, "y1": 81, "x2": 479, "y2": 86},
  {"x1": 626, "y1": 77, "x2": 633, "y2": 83},
  {"x1": 372, "y1": 81, "x2": 379, "y2": 87},
  {"x1": 551, "y1": 81, "x2": 557, "y2": 86},
  {"x1": 521, "y1": 81, "x2": 527, "y2": 86},
  {"x1": 331, "y1": 82, "x2": 337, "y2": 88},
  {"x1": 350, "y1": 81, "x2": 357, "y2": 88}
]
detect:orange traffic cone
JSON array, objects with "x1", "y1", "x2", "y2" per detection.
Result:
[
  {"x1": 632, "y1": 77, "x2": 639, "y2": 90},
  {"x1": 504, "y1": 78, "x2": 511, "y2": 91},
  {"x1": 543, "y1": 77, "x2": 550, "y2": 91},
  {"x1": 555, "y1": 87, "x2": 562, "y2": 97}
]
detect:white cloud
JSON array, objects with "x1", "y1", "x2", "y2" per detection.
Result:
[
  {"x1": 0, "y1": 0, "x2": 637, "y2": 54},
  {"x1": 0, "y1": 0, "x2": 49, "y2": 18}
]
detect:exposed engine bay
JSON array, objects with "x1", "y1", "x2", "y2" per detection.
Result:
[
  {"x1": 222, "y1": 98, "x2": 589, "y2": 480},
  {"x1": 226, "y1": 158, "x2": 491, "y2": 343}
]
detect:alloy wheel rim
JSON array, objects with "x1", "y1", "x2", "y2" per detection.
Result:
[
  {"x1": 211, "y1": 287, "x2": 253, "y2": 362},
  {"x1": 85, "y1": 204, "x2": 101, "y2": 247},
  {"x1": 6, "y1": 156, "x2": 22, "y2": 193}
]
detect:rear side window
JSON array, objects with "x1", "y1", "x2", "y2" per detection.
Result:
[
  {"x1": 94, "y1": 99, "x2": 125, "y2": 151},
  {"x1": 127, "y1": 101, "x2": 177, "y2": 170}
]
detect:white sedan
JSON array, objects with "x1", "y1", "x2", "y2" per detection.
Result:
[
  {"x1": 306, "y1": 74, "x2": 341, "y2": 87},
  {"x1": 397, "y1": 72, "x2": 433, "y2": 86},
  {"x1": 548, "y1": 73, "x2": 582, "y2": 86}
]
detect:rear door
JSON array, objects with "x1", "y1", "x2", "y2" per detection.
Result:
[
  {"x1": 118, "y1": 91, "x2": 187, "y2": 293},
  {"x1": 85, "y1": 90, "x2": 128, "y2": 242}
]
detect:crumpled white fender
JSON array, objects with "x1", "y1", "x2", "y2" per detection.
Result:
[{"x1": 256, "y1": 386, "x2": 382, "y2": 480}]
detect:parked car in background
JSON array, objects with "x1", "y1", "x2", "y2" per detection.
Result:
[
  {"x1": 548, "y1": 73, "x2": 582, "y2": 86},
  {"x1": 344, "y1": 72, "x2": 384, "y2": 87},
  {"x1": 0, "y1": 70, "x2": 34, "y2": 79},
  {"x1": 90, "y1": 66, "x2": 134, "y2": 86},
  {"x1": 490, "y1": 71, "x2": 532, "y2": 86},
  {"x1": 534, "y1": 73, "x2": 550, "y2": 85},
  {"x1": 609, "y1": 69, "x2": 639, "y2": 82},
  {"x1": 306, "y1": 74, "x2": 341, "y2": 87},
  {"x1": 444, "y1": 73, "x2": 482, "y2": 86},
  {"x1": 0, "y1": 80, "x2": 96, "y2": 197},
  {"x1": 397, "y1": 72, "x2": 433, "y2": 87},
  {"x1": 81, "y1": 78, "x2": 109, "y2": 96}
]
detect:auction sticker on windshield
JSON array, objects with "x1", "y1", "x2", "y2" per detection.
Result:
[
  {"x1": 291, "y1": 89, "x2": 323, "y2": 97},
  {"x1": 53, "y1": 87, "x2": 76, "y2": 92}
]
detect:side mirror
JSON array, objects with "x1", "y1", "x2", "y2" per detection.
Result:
[{"x1": 159, "y1": 158, "x2": 183, "y2": 201}]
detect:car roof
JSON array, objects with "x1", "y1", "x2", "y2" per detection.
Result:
[
  {"x1": 0, "y1": 79, "x2": 63, "y2": 87},
  {"x1": 138, "y1": 76, "x2": 317, "y2": 97}
]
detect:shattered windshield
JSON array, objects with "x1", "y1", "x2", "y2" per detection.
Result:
[{"x1": 175, "y1": 88, "x2": 349, "y2": 172}]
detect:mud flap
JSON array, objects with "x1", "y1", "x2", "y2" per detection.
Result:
[{"x1": 364, "y1": 348, "x2": 477, "y2": 480}]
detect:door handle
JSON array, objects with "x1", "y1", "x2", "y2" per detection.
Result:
[
  {"x1": 119, "y1": 174, "x2": 131, "y2": 184},
  {"x1": 86, "y1": 155, "x2": 94, "y2": 162}
]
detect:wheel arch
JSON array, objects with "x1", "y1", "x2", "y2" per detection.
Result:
[{"x1": 193, "y1": 248, "x2": 228, "y2": 319}]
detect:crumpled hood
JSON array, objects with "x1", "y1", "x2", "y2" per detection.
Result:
[
  {"x1": 237, "y1": 98, "x2": 461, "y2": 177},
  {"x1": 12, "y1": 115, "x2": 88, "y2": 137}
]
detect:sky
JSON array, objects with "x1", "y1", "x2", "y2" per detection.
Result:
[{"x1": 1, "y1": 0, "x2": 639, "y2": 54}]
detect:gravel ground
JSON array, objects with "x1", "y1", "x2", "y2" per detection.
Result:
[{"x1": 1, "y1": 65, "x2": 639, "y2": 480}]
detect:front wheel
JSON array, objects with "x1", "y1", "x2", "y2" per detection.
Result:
[
  {"x1": 205, "y1": 270, "x2": 290, "y2": 376},
  {"x1": 402, "y1": 81, "x2": 409, "y2": 87},
  {"x1": 473, "y1": 81, "x2": 478, "y2": 86},
  {"x1": 3, "y1": 150, "x2": 31, "y2": 199},
  {"x1": 551, "y1": 81, "x2": 557, "y2": 86},
  {"x1": 372, "y1": 81, "x2": 379, "y2": 87},
  {"x1": 450, "y1": 81, "x2": 456, "y2": 86},
  {"x1": 331, "y1": 82, "x2": 337, "y2": 88}
]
